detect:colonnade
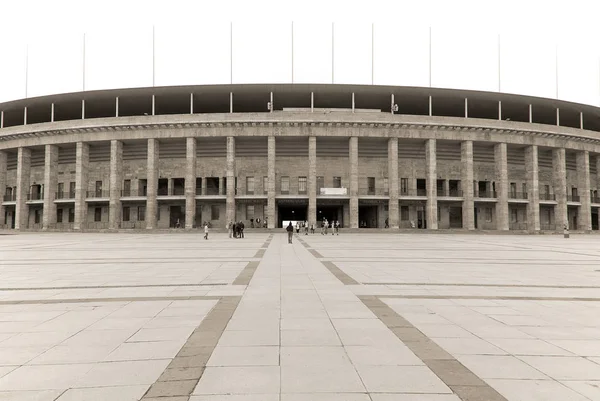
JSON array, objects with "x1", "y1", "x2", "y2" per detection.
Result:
[{"x1": 0, "y1": 136, "x2": 595, "y2": 232}]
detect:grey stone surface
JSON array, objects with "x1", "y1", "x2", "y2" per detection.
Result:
[{"x1": 0, "y1": 233, "x2": 599, "y2": 400}]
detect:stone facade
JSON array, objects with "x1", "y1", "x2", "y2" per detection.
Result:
[{"x1": 2, "y1": 88, "x2": 600, "y2": 232}]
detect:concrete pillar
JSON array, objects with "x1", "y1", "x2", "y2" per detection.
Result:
[
  {"x1": 15, "y1": 147, "x2": 31, "y2": 230},
  {"x1": 226, "y1": 136, "x2": 236, "y2": 223},
  {"x1": 388, "y1": 138, "x2": 399, "y2": 229},
  {"x1": 74, "y1": 142, "x2": 89, "y2": 230},
  {"x1": 267, "y1": 136, "x2": 276, "y2": 229},
  {"x1": 597, "y1": 156, "x2": 600, "y2": 196},
  {"x1": 146, "y1": 139, "x2": 159, "y2": 229},
  {"x1": 552, "y1": 148, "x2": 568, "y2": 230},
  {"x1": 185, "y1": 137, "x2": 196, "y2": 229},
  {"x1": 494, "y1": 143, "x2": 509, "y2": 230},
  {"x1": 108, "y1": 140, "x2": 123, "y2": 230},
  {"x1": 202, "y1": 177, "x2": 207, "y2": 196},
  {"x1": 425, "y1": 139, "x2": 438, "y2": 230},
  {"x1": 349, "y1": 136, "x2": 359, "y2": 228},
  {"x1": 308, "y1": 136, "x2": 317, "y2": 228},
  {"x1": 461, "y1": 140, "x2": 475, "y2": 230},
  {"x1": 0, "y1": 151, "x2": 6, "y2": 228},
  {"x1": 42, "y1": 145, "x2": 58, "y2": 230},
  {"x1": 577, "y1": 150, "x2": 592, "y2": 231},
  {"x1": 525, "y1": 145, "x2": 540, "y2": 232}
]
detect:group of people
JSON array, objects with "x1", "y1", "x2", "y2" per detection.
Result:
[
  {"x1": 286, "y1": 218, "x2": 341, "y2": 243},
  {"x1": 320, "y1": 218, "x2": 340, "y2": 235},
  {"x1": 227, "y1": 221, "x2": 245, "y2": 238}
]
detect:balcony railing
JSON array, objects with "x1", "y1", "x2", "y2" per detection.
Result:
[
  {"x1": 437, "y1": 189, "x2": 463, "y2": 197},
  {"x1": 475, "y1": 190, "x2": 497, "y2": 198},
  {"x1": 508, "y1": 192, "x2": 528, "y2": 200},
  {"x1": 539, "y1": 193, "x2": 556, "y2": 201},
  {"x1": 592, "y1": 196, "x2": 600, "y2": 204},
  {"x1": 509, "y1": 222, "x2": 528, "y2": 230},
  {"x1": 567, "y1": 195, "x2": 581, "y2": 202},
  {"x1": 3, "y1": 194, "x2": 16, "y2": 202},
  {"x1": 121, "y1": 189, "x2": 147, "y2": 197},
  {"x1": 359, "y1": 187, "x2": 387, "y2": 196},
  {"x1": 86, "y1": 190, "x2": 110, "y2": 198},
  {"x1": 399, "y1": 189, "x2": 426, "y2": 197},
  {"x1": 157, "y1": 187, "x2": 186, "y2": 196},
  {"x1": 27, "y1": 193, "x2": 43, "y2": 201},
  {"x1": 55, "y1": 191, "x2": 75, "y2": 200},
  {"x1": 205, "y1": 187, "x2": 221, "y2": 196}
]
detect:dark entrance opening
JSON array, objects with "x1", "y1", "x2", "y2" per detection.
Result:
[
  {"x1": 449, "y1": 206, "x2": 463, "y2": 228},
  {"x1": 170, "y1": 205, "x2": 185, "y2": 228},
  {"x1": 317, "y1": 205, "x2": 343, "y2": 227},
  {"x1": 417, "y1": 209, "x2": 427, "y2": 229},
  {"x1": 359, "y1": 206, "x2": 378, "y2": 228},
  {"x1": 278, "y1": 205, "x2": 307, "y2": 228},
  {"x1": 592, "y1": 209, "x2": 599, "y2": 231}
]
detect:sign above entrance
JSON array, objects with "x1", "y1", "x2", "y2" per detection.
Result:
[{"x1": 320, "y1": 188, "x2": 348, "y2": 196}]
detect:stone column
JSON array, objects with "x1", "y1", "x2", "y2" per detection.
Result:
[
  {"x1": 185, "y1": 137, "x2": 197, "y2": 230},
  {"x1": 202, "y1": 177, "x2": 207, "y2": 196},
  {"x1": 42, "y1": 145, "x2": 58, "y2": 230},
  {"x1": 0, "y1": 151, "x2": 6, "y2": 228},
  {"x1": 308, "y1": 136, "x2": 317, "y2": 228},
  {"x1": 461, "y1": 141, "x2": 475, "y2": 230},
  {"x1": 349, "y1": 136, "x2": 359, "y2": 228},
  {"x1": 425, "y1": 139, "x2": 438, "y2": 230},
  {"x1": 525, "y1": 145, "x2": 540, "y2": 232},
  {"x1": 15, "y1": 147, "x2": 31, "y2": 230},
  {"x1": 577, "y1": 150, "x2": 592, "y2": 231},
  {"x1": 109, "y1": 140, "x2": 123, "y2": 230},
  {"x1": 267, "y1": 136, "x2": 276, "y2": 229},
  {"x1": 219, "y1": 177, "x2": 224, "y2": 196},
  {"x1": 146, "y1": 139, "x2": 159, "y2": 229},
  {"x1": 226, "y1": 136, "x2": 236, "y2": 223},
  {"x1": 494, "y1": 143, "x2": 509, "y2": 230},
  {"x1": 388, "y1": 138, "x2": 399, "y2": 229},
  {"x1": 74, "y1": 142, "x2": 89, "y2": 230},
  {"x1": 552, "y1": 148, "x2": 568, "y2": 230}
]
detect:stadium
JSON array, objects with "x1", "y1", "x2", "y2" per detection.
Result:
[{"x1": 1, "y1": 27, "x2": 600, "y2": 233}]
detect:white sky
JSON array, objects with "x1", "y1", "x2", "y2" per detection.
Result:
[{"x1": 1, "y1": 0, "x2": 599, "y2": 105}]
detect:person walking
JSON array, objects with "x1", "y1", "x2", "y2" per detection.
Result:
[
  {"x1": 204, "y1": 223, "x2": 209, "y2": 240},
  {"x1": 286, "y1": 221, "x2": 294, "y2": 244},
  {"x1": 304, "y1": 220, "x2": 309, "y2": 235},
  {"x1": 240, "y1": 221, "x2": 245, "y2": 238},
  {"x1": 310, "y1": 223, "x2": 315, "y2": 234},
  {"x1": 335, "y1": 220, "x2": 340, "y2": 235},
  {"x1": 228, "y1": 221, "x2": 233, "y2": 238},
  {"x1": 295, "y1": 222, "x2": 300, "y2": 234}
]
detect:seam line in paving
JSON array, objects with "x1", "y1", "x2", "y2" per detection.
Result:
[
  {"x1": 297, "y1": 237, "x2": 358, "y2": 284},
  {"x1": 374, "y1": 295, "x2": 600, "y2": 301},
  {"x1": 362, "y1": 282, "x2": 600, "y2": 289},
  {"x1": 0, "y1": 283, "x2": 228, "y2": 291},
  {"x1": 140, "y1": 235, "x2": 271, "y2": 399},
  {"x1": 359, "y1": 295, "x2": 509, "y2": 401},
  {"x1": 140, "y1": 295, "x2": 242, "y2": 400}
]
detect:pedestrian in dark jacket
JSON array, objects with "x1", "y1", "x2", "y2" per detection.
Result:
[{"x1": 286, "y1": 222, "x2": 294, "y2": 243}]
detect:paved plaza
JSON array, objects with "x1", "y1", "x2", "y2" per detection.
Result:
[{"x1": 0, "y1": 232, "x2": 600, "y2": 401}]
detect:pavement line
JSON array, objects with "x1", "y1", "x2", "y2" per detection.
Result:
[
  {"x1": 0, "y1": 283, "x2": 228, "y2": 291},
  {"x1": 321, "y1": 261, "x2": 359, "y2": 285},
  {"x1": 362, "y1": 282, "x2": 600, "y2": 289},
  {"x1": 0, "y1": 296, "x2": 226, "y2": 305},
  {"x1": 232, "y1": 261, "x2": 260, "y2": 286},
  {"x1": 253, "y1": 249, "x2": 266, "y2": 258},
  {"x1": 372, "y1": 295, "x2": 600, "y2": 302},
  {"x1": 141, "y1": 295, "x2": 242, "y2": 400},
  {"x1": 359, "y1": 295, "x2": 508, "y2": 401},
  {"x1": 141, "y1": 237, "x2": 270, "y2": 399}
]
